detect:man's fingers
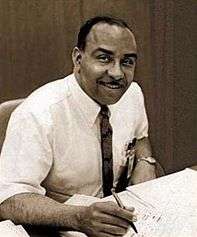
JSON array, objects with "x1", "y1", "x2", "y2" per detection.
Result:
[
  {"x1": 89, "y1": 232, "x2": 123, "y2": 237},
  {"x1": 99, "y1": 201, "x2": 137, "y2": 223},
  {"x1": 125, "y1": 206, "x2": 135, "y2": 212},
  {"x1": 114, "y1": 207, "x2": 137, "y2": 223},
  {"x1": 94, "y1": 222, "x2": 127, "y2": 236},
  {"x1": 78, "y1": 202, "x2": 135, "y2": 237},
  {"x1": 124, "y1": 206, "x2": 138, "y2": 222},
  {"x1": 95, "y1": 212, "x2": 130, "y2": 228}
]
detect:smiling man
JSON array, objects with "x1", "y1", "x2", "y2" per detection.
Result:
[
  {"x1": 0, "y1": 16, "x2": 157, "y2": 236},
  {"x1": 73, "y1": 21, "x2": 137, "y2": 105}
]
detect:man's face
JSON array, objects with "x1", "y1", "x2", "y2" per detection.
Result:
[{"x1": 73, "y1": 23, "x2": 137, "y2": 105}]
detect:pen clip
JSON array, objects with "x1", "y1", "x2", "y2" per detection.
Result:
[{"x1": 127, "y1": 138, "x2": 136, "y2": 150}]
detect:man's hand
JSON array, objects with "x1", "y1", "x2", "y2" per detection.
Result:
[
  {"x1": 130, "y1": 160, "x2": 156, "y2": 185},
  {"x1": 75, "y1": 201, "x2": 136, "y2": 237}
]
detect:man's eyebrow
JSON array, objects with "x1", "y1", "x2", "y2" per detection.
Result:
[
  {"x1": 93, "y1": 48, "x2": 114, "y2": 55},
  {"x1": 124, "y1": 53, "x2": 137, "y2": 60},
  {"x1": 92, "y1": 48, "x2": 137, "y2": 59}
]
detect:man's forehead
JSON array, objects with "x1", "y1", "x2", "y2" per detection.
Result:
[{"x1": 85, "y1": 23, "x2": 137, "y2": 52}]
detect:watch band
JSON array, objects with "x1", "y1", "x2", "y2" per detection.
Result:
[{"x1": 137, "y1": 156, "x2": 156, "y2": 165}]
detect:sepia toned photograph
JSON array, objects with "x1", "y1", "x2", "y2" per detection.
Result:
[{"x1": 0, "y1": 1, "x2": 196, "y2": 236}]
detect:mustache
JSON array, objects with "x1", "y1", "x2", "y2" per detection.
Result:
[{"x1": 97, "y1": 77, "x2": 126, "y2": 87}]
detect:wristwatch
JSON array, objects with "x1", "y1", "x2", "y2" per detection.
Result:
[{"x1": 137, "y1": 156, "x2": 156, "y2": 165}]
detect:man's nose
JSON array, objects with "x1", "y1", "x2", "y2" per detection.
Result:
[{"x1": 107, "y1": 62, "x2": 124, "y2": 80}]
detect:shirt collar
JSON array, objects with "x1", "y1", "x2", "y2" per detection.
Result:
[{"x1": 68, "y1": 74, "x2": 101, "y2": 127}]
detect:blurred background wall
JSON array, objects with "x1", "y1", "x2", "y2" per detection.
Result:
[{"x1": 0, "y1": 0, "x2": 196, "y2": 174}]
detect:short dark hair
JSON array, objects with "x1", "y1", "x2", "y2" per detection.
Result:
[{"x1": 77, "y1": 16, "x2": 133, "y2": 51}]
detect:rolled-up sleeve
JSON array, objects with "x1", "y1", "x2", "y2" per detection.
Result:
[
  {"x1": 0, "y1": 108, "x2": 53, "y2": 204},
  {"x1": 134, "y1": 86, "x2": 149, "y2": 139}
]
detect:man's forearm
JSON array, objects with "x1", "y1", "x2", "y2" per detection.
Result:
[
  {"x1": 0, "y1": 193, "x2": 137, "y2": 237},
  {"x1": 0, "y1": 193, "x2": 81, "y2": 230},
  {"x1": 130, "y1": 137, "x2": 156, "y2": 185},
  {"x1": 135, "y1": 136, "x2": 152, "y2": 158}
]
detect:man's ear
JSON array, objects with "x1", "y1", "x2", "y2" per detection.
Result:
[{"x1": 72, "y1": 47, "x2": 82, "y2": 68}]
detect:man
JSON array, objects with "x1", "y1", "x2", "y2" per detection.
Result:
[{"x1": 0, "y1": 16, "x2": 156, "y2": 236}]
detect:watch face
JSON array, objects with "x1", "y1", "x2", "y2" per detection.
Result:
[
  {"x1": 140, "y1": 157, "x2": 156, "y2": 164},
  {"x1": 147, "y1": 157, "x2": 156, "y2": 164}
]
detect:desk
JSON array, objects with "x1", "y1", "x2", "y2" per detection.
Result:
[{"x1": 2, "y1": 166, "x2": 197, "y2": 237}]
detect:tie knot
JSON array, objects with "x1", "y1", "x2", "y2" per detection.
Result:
[{"x1": 100, "y1": 105, "x2": 110, "y2": 117}]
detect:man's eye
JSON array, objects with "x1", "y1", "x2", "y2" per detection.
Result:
[
  {"x1": 122, "y1": 58, "x2": 135, "y2": 67},
  {"x1": 97, "y1": 55, "x2": 111, "y2": 63}
]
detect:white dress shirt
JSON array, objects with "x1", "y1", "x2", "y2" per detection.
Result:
[{"x1": 0, "y1": 74, "x2": 148, "y2": 204}]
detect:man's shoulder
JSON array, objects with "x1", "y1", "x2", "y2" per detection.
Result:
[
  {"x1": 13, "y1": 74, "x2": 74, "y2": 120},
  {"x1": 129, "y1": 81, "x2": 143, "y2": 94},
  {"x1": 125, "y1": 81, "x2": 144, "y2": 101}
]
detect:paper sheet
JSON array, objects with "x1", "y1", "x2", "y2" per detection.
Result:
[
  {"x1": 60, "y1": 169, "x2": 197, "y2": 237},
  {"x1": 0, "y1": 220, "x2": 30, "y2": 237},
  {"x1": 126, "y1": 168, "x2": 197, "y2": 237}
]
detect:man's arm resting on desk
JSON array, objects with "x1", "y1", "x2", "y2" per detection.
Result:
[
  {"x1": 0, "y1": 193, "x2": 136, "y2": 237},
  {"x1": 130, "y1": 137, "x2": 156, "y2": 185}
]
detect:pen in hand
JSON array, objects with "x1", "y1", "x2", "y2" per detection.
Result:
[{"x1": 111, "y1": 188, "x2": 138, "y2": 234}]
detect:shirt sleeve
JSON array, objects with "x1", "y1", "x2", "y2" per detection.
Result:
[
  {"x1": 0, "y1": 108, "x2": 53, "y2": 204},
  {"x1": 134, "y1": 85, "x2": 149, "y2": 139}
]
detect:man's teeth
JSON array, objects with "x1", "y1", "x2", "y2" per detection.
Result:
[
  {"x1": 101, "y1": 82, "x2": 122, "y2": 89},
  {"x1": 106, "y1": 84, "x2": 120, "y2": 89}
]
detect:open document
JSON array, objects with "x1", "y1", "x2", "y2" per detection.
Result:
[
  {"x1": 60, "y1": 168, "x2": 197, "y2": 237},
  {"x1": 126, "y1": 168, "x2": 197, "y2": 237}
]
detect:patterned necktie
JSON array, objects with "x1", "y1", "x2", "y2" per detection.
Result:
[{"x1": 100, "y1": 105, "x2": 113, "y2": 197}]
